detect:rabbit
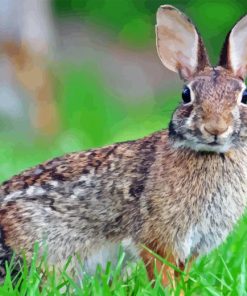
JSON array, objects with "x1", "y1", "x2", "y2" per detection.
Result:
[{"x1": 1, "y1": 4, "x2": 247, "y2": 288}]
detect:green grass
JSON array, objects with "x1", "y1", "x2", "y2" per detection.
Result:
[
  {"x1": 1, "y1": 65, "x2": 247, "y2": 295},
  {"x1": 1, "y1": 220, "x2": 247, "y2": 295}
]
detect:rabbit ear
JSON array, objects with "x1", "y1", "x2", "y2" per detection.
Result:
[
  {"x1": 219, "y1": 14, "x2": 247, "y2": 80},
  {"x1": 156, "y1": 5, "x2": 210, "y2": 81}
]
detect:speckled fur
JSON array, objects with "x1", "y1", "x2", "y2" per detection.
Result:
[
  {"x1": 1, "y1": 128, "x2": 247, "y2": 279},
  {"x1": 1, "y1": 5, "x2": 247, "y2": 285}
]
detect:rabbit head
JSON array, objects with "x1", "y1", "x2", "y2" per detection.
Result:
[{"x1": 156, "y1": 5, "x2": 247, "y2": 153}]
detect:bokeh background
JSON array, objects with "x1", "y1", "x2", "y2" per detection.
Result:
[{"x1": 0, "y1": 0, "x2": 246, "y2": 181}]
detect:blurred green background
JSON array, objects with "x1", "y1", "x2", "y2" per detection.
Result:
[
  {"x1": 0, "y1": 0, "x2": 246, "y2": 181},
  {"x1": 53, "y1": 0, "x2": 246, "y2": 60}
]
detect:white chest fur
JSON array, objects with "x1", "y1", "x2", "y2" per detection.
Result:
[
  {"x1": 76, "y1": 238, "x2": 139, "y2": 279},
  {"x1": 174, "y1": 177, "x2": 247, "y2": 262}
]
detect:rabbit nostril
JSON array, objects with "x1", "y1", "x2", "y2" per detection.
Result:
[{"x1": 204, "y1": 124, "x2": 228, "y2": 136}]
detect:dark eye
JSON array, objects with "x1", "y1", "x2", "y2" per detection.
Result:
[
  {"x1": 241, "y1": 89, "x2": 247, "y2": 105},
  {"x1": 182, "y1": 86, "x2": 191, "y2": 104}
]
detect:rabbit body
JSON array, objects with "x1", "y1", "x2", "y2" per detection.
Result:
[
  {"x1": 1, "y1": 4, "x2": 247, "y2": 285},
  {"x1": 1, "y1": 127, "x2": 247, "y2": 278}
]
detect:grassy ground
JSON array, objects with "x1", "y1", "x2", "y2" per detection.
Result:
[
  {"x1": 1, "y1": 216, "x2": 247, "y2": 295},
  {"x1": 1, "y1": 66, "x2": 247, "y2": 295}
]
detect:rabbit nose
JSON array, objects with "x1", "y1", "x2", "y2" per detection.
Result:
[{"x1": 204, "y1": 120, "x2": 228, "y2": 136}]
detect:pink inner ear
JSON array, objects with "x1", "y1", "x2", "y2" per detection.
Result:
[
  {"x1": 176, "y1": 50, "x2": 197, "y2": 80},
  {"x1": 156, "y1": 6, "x2": 209, "y2": 80},
  {"x1": 179, "y1": 67, "x2": 194, "y2": 81},
  {"x1": 228, "y1": 15, "x2": 247, "y2": 79},
  {"x1": 235, "y1": 65, "x2": 247, "y2": 80},
  {"x1": 156, "y1": 21, "x2": 199, "y2": 77}
]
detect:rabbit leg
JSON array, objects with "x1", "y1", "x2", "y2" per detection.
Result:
[
  {"x1": 140, "y1": 243, "x2": 195, "y2": 289},
  {"x1": 140, "y1": 245, "x2": 178, "y2": 287}
]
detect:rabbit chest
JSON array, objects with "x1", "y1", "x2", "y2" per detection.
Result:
[
  {"x1": 157, "y1": 150, "x2": 247, "y2": 262},
  {"x1": 174, "y1": 187, "x2": 246, "y2": 262}
]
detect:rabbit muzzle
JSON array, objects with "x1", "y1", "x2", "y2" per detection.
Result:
[
  {"x1": 190, "y1": 113, "x2": 235, "y2": 153},
  {"x1": 169, "y1": 107, "x2": 238, "y2": 153}
]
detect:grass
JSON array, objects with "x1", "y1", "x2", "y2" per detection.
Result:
[
  {"x1": 1, "y1": 65, "x2": 247, "y2": 295},
  {"x1": 1, "y1": 221, "x2": 247, "y2": 296}
]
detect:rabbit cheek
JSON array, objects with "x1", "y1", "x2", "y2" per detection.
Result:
[
  {"x1": 179, "y1": 105, "x2": 194, "y2": 119},
  {"x1": 239, "y1": 126, "x2": 247, "y2": 141},
  {"x1": 239, "y1": 122, "x2": 247, "y2": 139},
  {"x1": 184, "y1": 112, "x2": 199, "y2": 133},
  {"x1": 239, "y1": 109, "x2": 247, "y2": 139},
  {"x1": 169, "y1": 106, "x2": 194, "y2": 136}
]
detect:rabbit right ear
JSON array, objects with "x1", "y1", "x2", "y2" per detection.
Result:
[
  {"x1": 156, "y1": 5, "x2": 210, "y2": 81},
  {"x1": 219, "y1": 14, "x2": 247, "y2": 80}
]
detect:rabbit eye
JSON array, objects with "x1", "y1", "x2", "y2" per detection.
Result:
[
  {"x1": 182, "y1": 86, "x2": 191, "y2": 104},
  {"x1": 241, "y1": 89, "x2": 247, "y2": 105}
]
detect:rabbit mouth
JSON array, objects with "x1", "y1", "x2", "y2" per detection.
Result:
[
  {"x1": 192, "y1": 141, "x2": 231, "y2": 153},
  {"x1": 192, "y1": 137, "x2": 234, "y2": 152},
  {"x1": 169, "y1": 124, "x2": 235, "y2": 152},
  {"x1": 207, "y1": 141, "x2": 220, "y2": 146},
  {"x1": 172, "y1": 134, "x2": 233, "y2": 153}
]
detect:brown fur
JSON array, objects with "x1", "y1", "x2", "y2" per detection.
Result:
[{"x1": 1, "y1": 5, "x2": 247, "y2": 289}]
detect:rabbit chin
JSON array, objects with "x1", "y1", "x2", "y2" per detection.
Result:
[{"x1": 173, "y1": 139, "x2": 232, "y2": 153}]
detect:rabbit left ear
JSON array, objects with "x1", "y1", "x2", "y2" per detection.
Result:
[
  {"x1": 156, "y1": 5, "x2": 210, "y2": 81},
  {"x1": 219, "y1": 14, "x2": 247, "y2": 80}
]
